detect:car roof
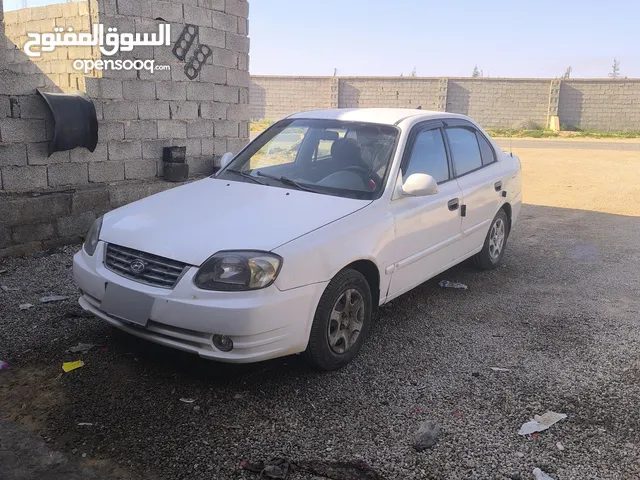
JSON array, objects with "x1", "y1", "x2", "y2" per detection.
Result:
[{"x1": 285, "y1": 108, "x2": 468, "y2": 126}]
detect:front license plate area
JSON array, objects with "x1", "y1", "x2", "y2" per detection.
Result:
[{"x1": 101, "y1": 282, "x2": 154, "y2": 327}]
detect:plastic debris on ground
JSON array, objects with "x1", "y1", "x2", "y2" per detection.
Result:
[
  {"x1": 0, "y1": 360, "x2": 8, "y2": 371},
  {"x1": 0, "y1": 269, "x2": 7, "y2": 274},
  {"x1": 19, "y1": 303, "x2": 34, "y2": 311},
  {"x1": 412, "y1": 420, "x2": 441, "y2": 451},
  {"x1": 1, "y1": 285, "x2": 19, "y2": 292},
  {"x1": 67, "y1": 343, "x2": 96, "y2": 354},
  {"x1": 180, "y1": 398, "x2": 195, "y2": 404},
  {"x1": 518, "y1": 411, "x2": 567, "y2": 436},
  {"x1": 490, "y1": 367, "x2": 511, "y2": 372},
  {"x1": 78, "y1": 423, "x2": 94, "y2": 426},
  {"x1": 532, "y1": 467, "x2": 555, "y2": 480},
  {"x1": 439, "y1": 280, "x2": 468, "y2": 290},
  {"x1": 556, "y1": 441, "x2": 565, "y2": 450},
  {"x1": 62, "y1": 360, "x2": 85, "y2": 373},
  {"x1": 40, "y1": 296, "x2": 69, "y2": 303}
]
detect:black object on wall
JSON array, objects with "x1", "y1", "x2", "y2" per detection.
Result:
[
  {"x1": 163, "y1": 146, "x2": 189, "y2": 182},
  {"x1": 37, "y1": 89, "x2": 99, "y2": 157}
]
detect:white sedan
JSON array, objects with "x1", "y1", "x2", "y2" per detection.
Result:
[{"x1": 73, "y1": 108, "x2": 522, "y2": 370}]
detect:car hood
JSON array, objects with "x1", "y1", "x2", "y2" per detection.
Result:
[{"x1": 100, "y1": 177, "x2": 371, "y2": 266}]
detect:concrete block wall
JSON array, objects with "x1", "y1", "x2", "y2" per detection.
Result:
[
  {"x1": 339, "y1": 77, "x2": 440, "y2": 110},
  {"x1": 0, "y1": 0, "x2": 250, "y2": 257},
  {"x1": 250, "y1": 75, "x2": 640, "y2": 131},
  {"x1": 4, "y1": 1, "x2": 99, "y2": 92},
  {"x1": 250, "y1": 76, "x2": 332, "y2": 120}
]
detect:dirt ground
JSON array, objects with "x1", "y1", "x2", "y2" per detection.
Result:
[{"x1": 0, "y1": 139, "x2": 639, "y2": 480}]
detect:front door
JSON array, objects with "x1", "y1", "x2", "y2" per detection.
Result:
[{"x1": 387, "y1": 124, "x2": 463, "y2": 299}]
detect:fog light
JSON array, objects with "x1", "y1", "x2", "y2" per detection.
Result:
[{"x1": 212, "y1": 334, "x2": 233, "y2": 352}]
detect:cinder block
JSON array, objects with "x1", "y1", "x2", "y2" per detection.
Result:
[
  {"x1": 100, "y1": 122, "x2": 125, "y2": 141},
  {"x1": 186, "y1": 139, "x2": 202, "y2": 156},
  {"x1": 226, "y1": 32, "x2": 250, "y2": 53},
  {"x1": 158, "y1": 120, "x2": 187, "y2": 139},
  {"x1": 188, "y1": 156, "x2": 215, "y2": 175},
  {"x1": 215, "y1": 120, "x2": 239, "y2": 137},
  {"x1": 200, "y1": 65, "x2": 227, "y2": 84},
  {"x1": 201, "y1": 138, "x2": 214, "y2": 156},
  {"x1": 198, "y1": 27, "x2": 226, "y2": 49},
  {"x1": 108, "y1": 140, "x2": 143, "y2": 161},
  {"x1": 56, "y1": 212, "x2": 96, "y2": 238},
  {"x1": 213, "y1": 137, "x2": 227, "y2": 155},
  {"x1": 210, "y1": 47, "x2": 237, "y2": 68},
  {"x1": 125, "y1": 159, "x2": 158, "y2": 180},
  {"x1": 27, "y1": 142, "x2": 71, "y2": 165},
  {"x1": 0, "y1": 119, "x2": 47, "y2": 142},
  {"x1": 187, "y1": 83, "x2": 215, "y2": 101},
  {"x1": 1, "y1": 166, "x2": 48, "y2": 191},
  {"x1": 1, "y1": 96, "x2": 10, "y2": 118},
  {"x1": 103, "y1": 102, "x2": 138, "y2": 120},
  {"x1": 211, "y1": 10, "x2": 238, "y2": 32},
  {"x1": 239, "y1": 121, "x2": 249, "y2": 138},
  {"x1": 226, "y1": 104, "x2": 249, "y2": 121},
  {"x1": 118, "y1": 0, "x2": 153, "y2": 17},
  {"x1": 169, "y1": 102, "x2": 199, "y2": 120},
  {"x1": 48, "y1": 163, "x2": 89, "y2": 187},
  {"x1": 238, "y1": 17, "x2": 248, "y2": 35},
  {"x1": 153, "y1": 1, "x2": 184, "y2": 23},
  {"x1": 199, "y1": 0, "x2": 225, "y2": 11},
  {"x1": 88, "y1": 161, "x2": 125, "y2": 183},
  {"x1": 0, "y1": 193, "x2": 71, "y2": 227},
  {"x1": 0, "y1": 144, "x2": 27, "y2": 167},
  {"x1": 227, "y1": 138, "x2": 247, "y2": 154},
  {"x1": 156, "y1": 82, "x2": 187, "y2": 101},
  {"x1": 214, "y1": 85, "x2": 239, "y2": 103},
  {"x1": 12, "y1": 222, "x2": 55, "y2": 244},
  {"x1": 225, "y1": 0, "x2": 249, "y2": 18},
  {"x1": 142, "y1": 139, "x2": 172, "y2": 160},
  {"x1": 85, "y1": 78, "x2": 123, "y2": 100},
  {"x1": 187, "y1": 120, "x2": 214, "y2": 138},
  {"x1": 0, "y1": 227, "x2": 11, "y2": 249},
  {"x1": 226, "y1": 69, "x2": 250, "y2": 87},
  {"x1": 200, "y1": 102, "x2": 227, "y2": 120},
  {"x1": 184, "y1": 5, "x2": 212, "y2": 27},
  {"x1": 72, "y1": 186, "x2": 111, "y2": 214},
  {"x1": 138, "y1": 101, "x2": 171, "y2": 120},
  {"x1": 139, "y1": 66, "x2": 172, "y2": 82},
  {"x1": 239, "y1": 87, "x2": 249, "y2": 104},
  {"x1": 125, "y1": 121, "x2": 158, "y2": 140},
  {"x1": 70, "y1": 143, "x2": 108, "y2": 163},
  {"x1": 123, "y1": 81, "x2": 157, "y2": 101}
]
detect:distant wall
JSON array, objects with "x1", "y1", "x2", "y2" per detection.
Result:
[{"x1": 250, "y1": 75, "x2": 640, "y2": 130}]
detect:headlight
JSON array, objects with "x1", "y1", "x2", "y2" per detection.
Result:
[
  {"x1": 83, "y1": 216, "x2": 103, "y2": 256},
  {"x1": 194, "y1": 251, "x2": 282, "y2": 291}
]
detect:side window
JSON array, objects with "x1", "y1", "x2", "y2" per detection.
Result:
[
  {"x1": 445, "y1": 127, "x2": 483, "y2": 176},
  {"x1": 314, "y1": 129, "x2": 347, "y2": 160},
  {"x1": 403, "y1": 128, "x2": 449, "y2": 183},
  {"x1": 476, "y1": 133, "x2": 496, "y2": 166}
]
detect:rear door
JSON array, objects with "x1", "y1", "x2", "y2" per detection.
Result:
[
  {"x1": 387, "y1": 122, "x2": 464, "y2": 299},
  {"x1": 443, "y1": 121, "x2": 505, "y2": 256}
]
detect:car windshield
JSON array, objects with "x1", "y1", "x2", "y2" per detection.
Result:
[{"x1": 217, "y1": 118, "x2": 399, "y2": 200}]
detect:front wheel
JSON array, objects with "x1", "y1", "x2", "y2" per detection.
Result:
[
  {"x1": 304, "y1": 269, "x2": 373, "y2": 371},
  {"x1": 473, "y1": 209, "x2": 509, "y2": 270}
]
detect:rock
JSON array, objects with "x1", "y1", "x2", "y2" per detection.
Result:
[
  {"x1": 508, "y1": 474, "x2": 522, "y2": 480},
  {"x1": 412, "y1": 420, "x2": 440, "y2": 451}
]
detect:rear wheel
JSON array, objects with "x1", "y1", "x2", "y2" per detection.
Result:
[
  {"x1": 473, "y1": 209, "x2": 509, "y2": 270},
  {"x1": 304, "y1": 269, "x2": 373, "y2": 371}
]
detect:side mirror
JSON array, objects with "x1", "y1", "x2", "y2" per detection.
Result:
[
  {"x1": 220, "y1": 152, "x2": 234, "y2": 169},
  {"x1": 401, "y1": 173, "x2": 439, "y2": 196}
]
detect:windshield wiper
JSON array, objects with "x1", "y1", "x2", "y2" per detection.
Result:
[
  {"x1": 255, "y1": 171, "x2": 317, "y2": 192},
  {"x1": 226, "y1": 169, "x2": 266, "y2": 185}
]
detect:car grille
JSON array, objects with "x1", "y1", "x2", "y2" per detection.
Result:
[{"x1": 104, "y1": 244, "x2": 189, "y2": 289}]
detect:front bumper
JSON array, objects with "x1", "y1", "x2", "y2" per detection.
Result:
[{"x1": 73, "y1": 242, "x2": 327, "y2": 363}]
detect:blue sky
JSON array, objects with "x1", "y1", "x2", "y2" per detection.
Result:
[
  {"x1": 4, "y1": 0, "x2": 638, "y2": 78},
  {"x1": 248, "y1": 0, "x2": 639, "y2": 78}
]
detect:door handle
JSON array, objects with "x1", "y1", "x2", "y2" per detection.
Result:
[
  {"x1": 448, "y1": 198, "x2": 459, "y2": 211},
  {"x1": 494, "y1": 181, "x2": 503, "y2": 192}
]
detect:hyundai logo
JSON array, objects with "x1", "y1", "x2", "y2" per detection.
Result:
[{"x1": 129, "y1": 259, "x2": 146, "y2": 274}]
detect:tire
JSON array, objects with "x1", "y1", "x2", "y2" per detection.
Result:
[
  {"x1": 472, "y1": 209, "x2": 509, "y2": 270},
  {"x1": 304, "y1": 269, "x2": 373, "y2": 371}
]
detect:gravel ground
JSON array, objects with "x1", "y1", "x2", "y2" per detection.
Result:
[{"x1": 1, "y1": 146, "x2": 639, "y2": 480}]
